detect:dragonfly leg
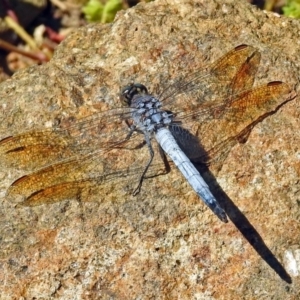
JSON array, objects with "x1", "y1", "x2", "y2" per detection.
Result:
[
  {"x1": 158, "y1": 144, "x2": 171, "y2": 174},
  {"x1": 124, "y1": 121, "x2": 148, "y2": 150}
]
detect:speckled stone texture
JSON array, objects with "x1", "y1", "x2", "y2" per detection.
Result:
[{"x1": 0, "y1": 0, "x2": 299, "y2": 299}]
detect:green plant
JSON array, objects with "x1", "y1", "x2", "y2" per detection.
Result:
[
  {"x1": 82, "y1": 0, "x2": 123, "y2": 23},
  {"x1": 282, "y1": 0, "x2": 300, "y2": 18}
]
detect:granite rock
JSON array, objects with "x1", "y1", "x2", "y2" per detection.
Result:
[{"x1": 0, "y1": 0, "x2": 299, "y2": 298}]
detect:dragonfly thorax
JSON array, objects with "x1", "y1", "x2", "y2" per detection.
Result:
[
  {"x1": 121, "y1": 84, "x2": 174, "y2": 133},
  {"x1": 132, "y1": 94, "x2": 173, "y2": 133}
]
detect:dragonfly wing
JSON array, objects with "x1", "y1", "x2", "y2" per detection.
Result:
[
  {"x1": 7, "y1": 137, "x2": 164, "y2": 206},
  {"x1": 0, "y1": 131, "x2": 74, "y2": 170},
  {"x1": 6, "y1": 138, "x2": 167, "y2": 206},
  {"x1": 227, "y1": 46, "x2": 261, "y2": 96},
  {"x1": 15, "y1": 180, "x2": 102, "y2": 207},
  {"x1": 221, "y1": 81, "x2": 293, "y2": 132},
  {"x1": 0, "y1": 106, "x2": 146, "y2": 171},
  {"x1": 173, "y1": 82, "x2": 293, "y2": 166},
  {"x1": 160, "y1": 44, "x2": 260, "y2": 113}
]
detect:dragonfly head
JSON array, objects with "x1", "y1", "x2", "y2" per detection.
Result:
[{"x1": 120, "y1": 83, "x2": 149, "y2": 106}]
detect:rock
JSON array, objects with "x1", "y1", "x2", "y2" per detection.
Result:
[{"x1": 0, "y1": 0, "x2": 299, "y2": 298}]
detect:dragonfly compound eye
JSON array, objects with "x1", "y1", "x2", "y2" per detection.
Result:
[{"x1": 120, "y1": 84, "x2": 149, "y2": 106}]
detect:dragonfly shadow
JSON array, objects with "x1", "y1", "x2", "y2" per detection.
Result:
[
  {"x1": 197, "y1": 164, "x2": 292, "y2": 284},
  {"x1": 173, "y1": 119, "x2": 293, "y2": 283}
]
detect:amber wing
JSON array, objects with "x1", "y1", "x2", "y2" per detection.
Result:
[{"x1": 167, "y1": 45, "x2": 293, "y2": 165}]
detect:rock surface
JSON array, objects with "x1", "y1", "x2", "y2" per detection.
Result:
[{"x1": 0, "y1": 0, "x2": 299, "y2": 298}]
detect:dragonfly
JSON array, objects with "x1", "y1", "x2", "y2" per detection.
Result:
[{"x1": 0, "y1": 44, "x2": 293, "y2": 223}]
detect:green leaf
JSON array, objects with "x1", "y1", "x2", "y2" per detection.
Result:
[
  {"x1": 283, "y1": 0, "x2": 300, "y2": 19},
  {"x1": 82, "y1": 0, "x2": 123, "y2": 23},
  {"x1": 102, "y1": 0, "x2": 123, "y2": 23}
]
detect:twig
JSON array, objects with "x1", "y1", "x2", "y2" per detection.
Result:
[{"x1": 0, "y1": 39, "x2": 49, "y2": 62}]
